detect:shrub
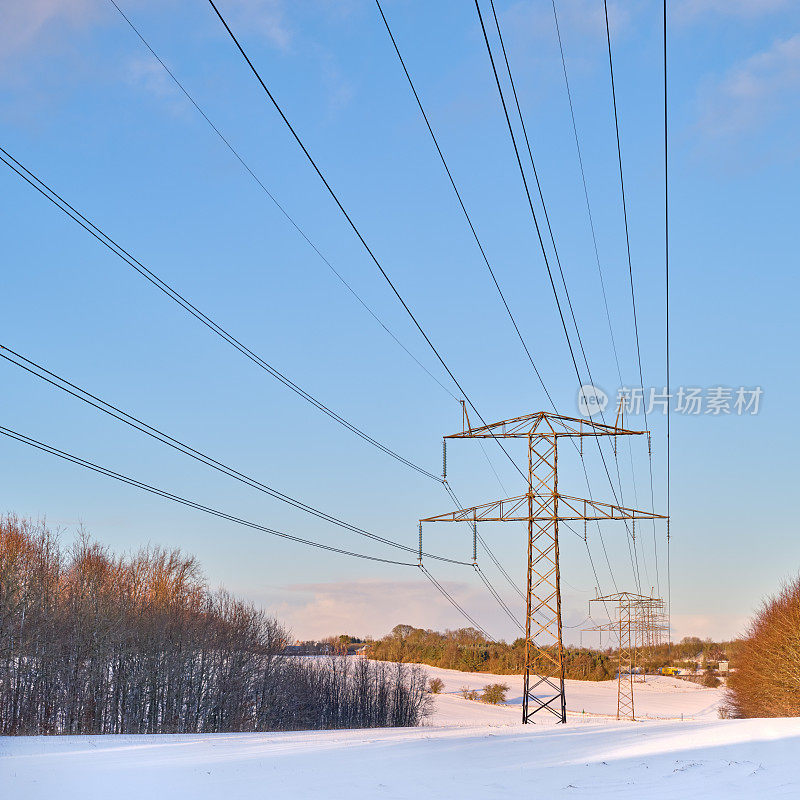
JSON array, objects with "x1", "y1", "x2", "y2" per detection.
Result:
[
  {"x1": 428, "y1": 677, "x2": 444, "y2": 694},
  {"x1": 703, "y1": 671, "x2": 721, "y2": 688},
  {"x1": 459, "y1": 686, "x2": 479, "y2": 701},
  {"x1": 724, "y1": 576, "x2": 800, "y2": 718},
  {"x1": 481, "y1": 683, "x2": 510, "y2": 705}
]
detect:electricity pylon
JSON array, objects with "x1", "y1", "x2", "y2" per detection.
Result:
[
  {"x1": 584, "y1": 592, "x2": 667, "y2": 719},
  {"x1": 633, "y1": 596, "x2": 668, "y2": 682},
  {"x1": 419, "y1": 411, "x2": 666, "y2": 724}
]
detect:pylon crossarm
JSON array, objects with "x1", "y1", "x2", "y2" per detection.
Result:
[
  {"x1": 420, "y1": 493, "x2": 666, "y2": 524},
  {"x1": 556, "y1": 495, "x2": 667, "y2": 522},
  {"x1": 591, "y1": 592, "x2": 655, "y2": 604},
  {"x1": 420, "y1": 494, "x2": 528, "y2": 523},
  {"x1": 445, "y1": 410, "x2": 648, "y2": 439}
]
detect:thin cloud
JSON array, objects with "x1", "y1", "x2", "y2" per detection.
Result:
[
  {"x1": 503, "y1": 0, "x2": 632, "y2": 44},
  {"x1": 671, "y1": 613, "x2": 749, "y2": 641},
  {"x1": 0, "y1": 0, "x2": 106, "y2": 82},
  {"x1": 490, "y1": 0, "x2": 634, "y2": 109},
  {"x1": 0, "y1": 0, "x2": 292, "y2": 59},
  {"x1": 269, "y1": 578, "x2": 490, "y2": 641},
  {"x1": 675, "y1": 0, "x2": 792, "y2": 23},
  {"x1": 249, "y1": 578, "x2": 595, "y2": 644},
  {"x1": 251, "y1": 578, "x2": 517, "y2": 642},
  {"x1": 228, "y1": 0, "x2": 291, "y2": 51},
  {"x1": 698, "y1": 34, "x2": 800, "y2": 137},
  {"x1": 127, "y1": 56, "x2": 179, "y2": 99},
  {"x1": 0, "y1": 0, "x2": 101, "y2": 57}
]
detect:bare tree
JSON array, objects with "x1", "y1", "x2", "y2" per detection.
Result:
[{"x1": 0, "y1": 516, "x2": 429, "y2": 734}]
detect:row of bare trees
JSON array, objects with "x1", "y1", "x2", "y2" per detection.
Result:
[
  {"x1": 0, "y1": 516, "x2": 429, "y2": 734},
  {"x1": 724, "y1": 576, "x2": 800, "y2": 718}
]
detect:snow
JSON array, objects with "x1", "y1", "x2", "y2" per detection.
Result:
[
  {"x1": 420, "y1": 662, "x2": 723, "y2": 723},
  {"x1": 3, "y1": 662, "x2": 799, "y2": 799}
]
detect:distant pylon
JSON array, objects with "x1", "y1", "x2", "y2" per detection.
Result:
[
  {"x1": 585, "y1": 592, "x2": 667, "y2": 719},
  {"x1": 420, "y1": 411, "x2": 666, "y2": 724},
  {"x1": 633, "y1": 595, "x2": 667, "y2": 682}
]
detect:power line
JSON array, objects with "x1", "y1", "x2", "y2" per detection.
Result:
[
  {"x1": 474, "y1": 564, "x2": 524, "y2": 631},
  {"x1": 488, "y1": 0, "x2": 594, "y2": 409},
  {"x1": 473, "y1": 0, "x2": 580, "y2": 386},
  {"x1": 206, "y1": 0, "x2": 632, "y2": 642},
  {"x1": 0, "y1": 344, "x2": 470, "y2": 566},
  {"x1": 205, "y1": 0, "x2": 624, "y2": 617},
  {"x1": 486, "y1": 0, "x2": 646, "y2": 595},
  {"x1": 551, "y1": 0, "x2": 623, "y2": 388},
  {"x1": 206, "y1": 0, "x2": 529, "y2": 485},
  {"x1": 10, "y1": 3, "x2": 527, "y2": 644},
  {"x1": 107, "y1": 0, "x2": 458, "y2": 405},
  {"x1": 4, "y1": 337, "x2": 514, "y2": 629},
  {"x1": 443, "y1": 447, "x2": 615, "y2": 640},
  {"x1": 101, "y1": 0, "x2": 512, "y2": 636},
  {"x1": 442, "y1": 479, "x2": 526, "y2": 602},
  {"x1": 550, "y1": 0, "x2": 647, "y2": 580},
  {"x1": 477, "y1": 533, "x2": 525, "y2": 602},
  {"x1": 3, "y1": 103, "x2": 509, "y2": 638},
  {"x1": 601, "y1": 0, "x2": 660, "y2": 594},
  {"x1": 377, "y1": 0, "x2": 623, "y2": 609},
  {"x1": 116, "y1": 0, "x2": 622, "y2": 639},
  {"x1": 0, "y1": 146, "x2": 440, "y2": 483},
  {"x1": 662, "y1": 0, "x2": 669, "y2": 616},
  {"x1": 207, "y1": 0, "x2": 535, "y2": 632},
  {"x1": 1, "y1": 421, "x2": 501, "y2": 636},
  {"x1": 475, "y1": 0, "x2": 641, "y2": 595},
  {"x1": 374, "y1": 0, "x2": 554, "y2": 410},
  {"x1": 548, "y1": 0, "x2": 655, "y2": 599},
  {"x1": 477, "y1": 439, "x2": 509, "y2": 496},
  {"x1": 490, "y1": 0, "x2": 645, "y2": 571},
  {"x1": 377, "y1": 0, "x2": 624, "y2": 623},
  {"x1": 374, "y1": 3, "x2": 574, "y2": 621},
  {"x1": 419, "y1": 564, "x2": 496, "y2": 641},
  {"x1": 563, "y1": 615, "x2": 591, "y2": 630},
  {"x1": 0, "y1": 424, "x2": 419, "y2": 567}
]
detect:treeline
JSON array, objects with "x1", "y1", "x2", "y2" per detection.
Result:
[
  {"x1": 0, "y1": 516, "x2": 428, "y2": 735},
  {"x1": 367, "y1": 625, "x2": 736, "y2": 680},
  {"x1": 657, "y1": 636, "x2": 735, "y2": 664},
  {"x1": 367, "y1": 625, "x2": 615, "y2": 680}
]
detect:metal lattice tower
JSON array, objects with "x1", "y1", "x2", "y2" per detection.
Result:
[
  {"x1": 420, "y1": 411, "x2": 666, "y2": 724},
  {"x1": 585, "y1": 592, "x2": 667, "y2": 719},
  {"x1": 633, "y1": 596, "x2": 668, "y2": 681}
]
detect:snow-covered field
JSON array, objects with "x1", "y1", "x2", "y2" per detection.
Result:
[
  {"x1": 3, "y1": 662, "x2": 799, "y2": 799},
  {"x1": 422, "y1": 662, "x2": 723, "y2": 724}
]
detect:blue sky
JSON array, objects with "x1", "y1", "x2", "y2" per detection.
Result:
[{"x1": 2, "y1": 0, "x2": 798, "y2": 643}]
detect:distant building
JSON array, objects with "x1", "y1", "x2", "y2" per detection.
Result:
[
  {"x1": 718, "y1": 660, "x2": 729, "y2": 673},
  {"x1": 284, "y1": 641, "x2": 334, "y2": 656}
]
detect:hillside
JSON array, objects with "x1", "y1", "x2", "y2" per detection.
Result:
[
  {"x1": 6, "y1": 663, "x2": 797, "y2": 799},
  {"x1": 419, "y1": 662, "x2": 722, "y2": 723}
]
